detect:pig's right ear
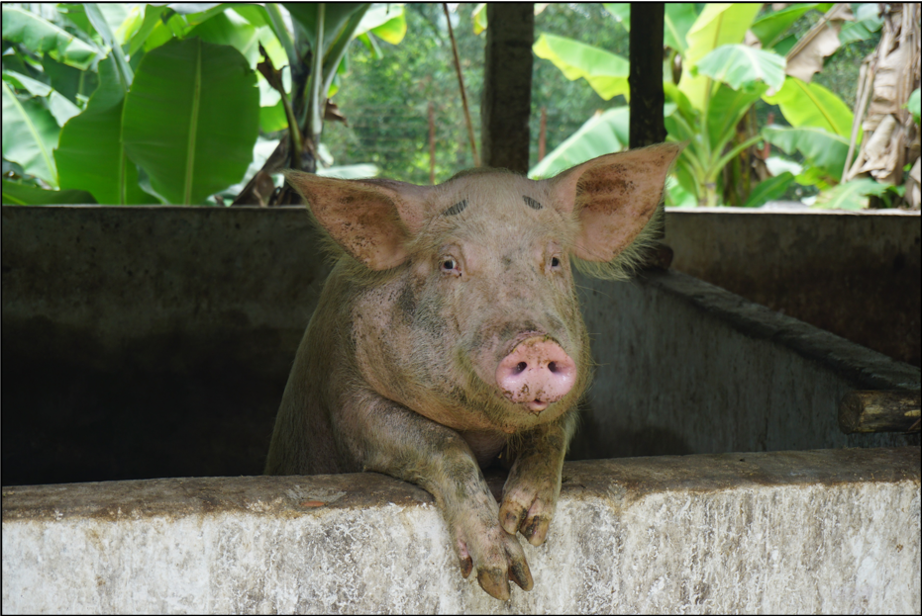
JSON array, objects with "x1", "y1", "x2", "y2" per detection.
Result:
[
  {"x1": 546, "y1": 143, "x2": 683, "y2": 263},
  {"x1": 284, "y1": 171, "x2": 430, "y2": 271}
]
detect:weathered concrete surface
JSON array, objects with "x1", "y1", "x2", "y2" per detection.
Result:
[
  {"x1": 574, "y1": 270, "x2": 921, "y2": 460},
  {"x1": 664, "y1": 207, "x2": 921, "y2": 366},
  {"x1": 2, "y1": 448, "x2": 919, "y2": 614}
]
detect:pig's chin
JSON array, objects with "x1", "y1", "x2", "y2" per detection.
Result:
[{"x1": 486, "y1": 387, "x2": 574, "y2": 430}]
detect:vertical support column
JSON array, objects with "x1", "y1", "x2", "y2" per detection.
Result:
[
  {"x1": 481, "y1": 3, "x2": 534, "y2": 173},
  {"x1": 628, "y1": 3, "x2": 665, "y2": 148},
  {"x1": 629, "y1": 3, "x2": 668, "y2": 247}
]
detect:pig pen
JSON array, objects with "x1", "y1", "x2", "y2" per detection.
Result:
[{"x1": 2, "y1": 204, "x2": 919, "y2": 614}]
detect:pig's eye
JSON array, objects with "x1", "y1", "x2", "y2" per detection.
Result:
[
  {"x1": 551, "y1": 257, "x2": 561, "y2": 268},
  {"x1": 440, "y1": 257, "x2": 461, "y2": 276}
]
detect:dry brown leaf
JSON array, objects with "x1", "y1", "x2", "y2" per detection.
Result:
[{"x1": 785, "y1": 3, "x2": 854, "y2": 83}]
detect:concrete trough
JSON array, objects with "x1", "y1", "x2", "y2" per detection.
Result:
[
  {"x1": 3, "y1": 448, "x2": 919, "y2": 614},
  {"x1": 2, "y1": 205, "x2": 920, "y2": 613}
]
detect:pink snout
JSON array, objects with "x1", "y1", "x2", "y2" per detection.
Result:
[{"x1": 496, "y1": 337, "x2": 576, "y2": 413}]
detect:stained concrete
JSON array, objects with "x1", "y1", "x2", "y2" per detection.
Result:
[
  {"x1": 665, "y1": 207, "x2": 921, "y2": 366},
  {"x1": 2, "y1": 448, "x2": 919, "y2": 614}
]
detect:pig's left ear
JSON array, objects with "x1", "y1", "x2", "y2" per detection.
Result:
[
  {"x1": 547, "y1": 143, "x2": 683, "y2": 262},
  {"x1": 285, "y1": 172, "x2": 431, "y2": 270}
]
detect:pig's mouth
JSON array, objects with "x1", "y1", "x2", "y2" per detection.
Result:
[{"x1": 498, "y1": 382, "x2": 559, "y2": 414}]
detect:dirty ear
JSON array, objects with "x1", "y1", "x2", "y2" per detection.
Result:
[
  {"x1": 285, "y1": 172, "x2": 431, "y2": 270},
  {"x1": 547, "y1": 143, "x2": 683, "y2": 263}
]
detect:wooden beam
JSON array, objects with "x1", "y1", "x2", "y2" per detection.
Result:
[{"x1": 839, "y1": 390, "x2": 921, "y2": 434}]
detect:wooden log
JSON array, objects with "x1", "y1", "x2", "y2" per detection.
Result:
[
  {"x1": 838, "y1": 390, "x2": 921, "y2": 434},
  {"x1": 628, "y1": 3, "x2": 665, "y2": 149}
]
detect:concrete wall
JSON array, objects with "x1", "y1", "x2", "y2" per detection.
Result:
[
  {"x1": 2, "y1": 205, "x2": 919, "y2": 486},
  {"x1": 664, "y1": 207, "x2": 921, "y2": 366},
  {"x1": 1, "y1": 206, "x2": 329, "y2": 485},
  {"x1": 3, "y1": 448, "x2": 919, "y2": 614},
  {"x1": 574, "y1": 270, "x2": 921, "y2": 460}
]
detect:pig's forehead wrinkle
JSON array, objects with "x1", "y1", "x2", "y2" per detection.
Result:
[
  {"x1": 435, "y1": 172, "x2": 551, "y2": 209},
  {"x1": 407, "y1": 174, "x2": 580, "y2": 253},
  {"x1": 435, "y1": 182, "x2": 562, "y2": 226}
]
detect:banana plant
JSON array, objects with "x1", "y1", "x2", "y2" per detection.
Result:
[
  {"x1": 2, "y1": 3, "x2": 405, "y2": 205},
  {"x1": 530, "y1": 3, "x2": 873, "y2": 207}
]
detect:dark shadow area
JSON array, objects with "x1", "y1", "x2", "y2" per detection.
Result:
[
  {"x1": 568, "y1": 400, "x2": 694, "y2": 461},
  {"x1": 2, "y1": 322, "x2": 293, "y2": 486}
]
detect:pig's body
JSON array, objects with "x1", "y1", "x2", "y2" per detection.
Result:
[{"x1": 266, "y1": 144, "x2": 681, "y2": 600}]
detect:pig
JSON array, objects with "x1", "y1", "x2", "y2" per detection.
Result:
[{"x1": 265, "y1": 143, "x2": 682, "y2": 600}]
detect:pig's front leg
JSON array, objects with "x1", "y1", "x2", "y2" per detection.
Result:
[
  {"x1": 500, "y1": 412, "x2": 577, "y2": 546},
  {"x1": 339, "y1": 390, "x2": 533, "y2": 600}
]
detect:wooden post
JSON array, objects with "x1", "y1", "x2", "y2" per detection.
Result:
[
  {"x1": 839, "y1": 391, "x2": 921, "y2": 434},
  {"x1": 481, "y1": 3, "x2": 534, "y2": 173},
  {"x1": 628, "y1": 3, "x2": 665, "y2": 149}
]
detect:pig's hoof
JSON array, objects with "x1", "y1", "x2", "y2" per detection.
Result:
[
  {"x1": 455, "y1": 527, "x2": 533, "y2": 599},
  {"x1": 500, "y1": 481, "x2": 557, "y2": 546}
]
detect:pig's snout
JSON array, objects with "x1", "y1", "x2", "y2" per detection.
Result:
[{"x1": 496, "y1": 338, "x2": 576, "y2": 413}]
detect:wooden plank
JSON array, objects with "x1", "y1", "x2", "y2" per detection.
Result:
[{"x1": 839, "y1": 390, "x2": 921, "y2": 433}]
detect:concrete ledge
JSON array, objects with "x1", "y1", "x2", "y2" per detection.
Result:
[{"x1": 4, "y1": 448, "x2": 919, "y2": 614}]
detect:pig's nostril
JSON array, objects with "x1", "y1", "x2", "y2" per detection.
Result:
[
  {"x1": 516, "y1": 362, "x2": 527, "y2": 373},
  {"x1": 548, "y1": 361, "x2": 557, "y2": 373}
]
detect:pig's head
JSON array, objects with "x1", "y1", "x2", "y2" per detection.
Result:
[{"x1": 286, "y1": 144, "x2": 681, "y2": 433}]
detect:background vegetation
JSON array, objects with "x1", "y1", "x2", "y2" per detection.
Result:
[
  {"x1": 4, "y1": 2, "x2": 916, "y2": 209},
  {"x1": 324, "y1": 4, "x2": 881, "y2": 186}
]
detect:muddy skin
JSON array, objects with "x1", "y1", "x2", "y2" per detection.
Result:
[{"x1": 265, "y1": 144, "x2": 682, "y2": 600}]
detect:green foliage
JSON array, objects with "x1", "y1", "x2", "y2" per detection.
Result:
[
  {"x1": 2, "y1": 2, "x2": 404, "y2": 205},
  {"x1": 533, "y1": 33, "x2": 629, "y2": 101},
  {"x1": 321, "y1": 4, "x2": 464, "y2": 185},
  {"x1": 742, "y1": 171, "x2": 795, "y2": 207},
  {"x1": 2, "y1": 79, "x2": 60, "y2": 186},
  {"x1": 762, "y1": 125, "x2": 849, "y2": 186},
  {"x1": 813, "y1": 177, "x2": 892, "y2": 210},
  {"x1": 529, "y1": 107, "x2": 629, "y2": 179},
  {"x1": 530, "y1": 2, "x2": 879, "y2": 207},
  {"x1": 1, "y1": 5, "x2": 98, "y2": 69},
  {"x1": 908, "y1": 88, "x2": 921, "y2": 126},
  {"x1": 55, "y1": 54, "x2": 152, "y2": 204},
  {"x1": 321, "y1": 3, "x2": 629, "y2": 185},
  {"x1": 121, "y1": 39, "x2": 259, "y2": 205},
  {"x1": 694, "y1": 45, "x2": 785, "y2": 91},
  {"x1": 1, "y1": 178, "x2": 96, "y2": 204},
  {"x1": 6, "y1": 2, "x2": 878, "y2": 209}
]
